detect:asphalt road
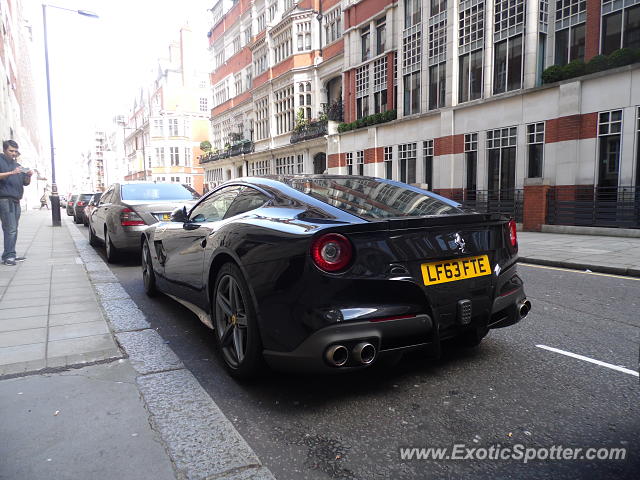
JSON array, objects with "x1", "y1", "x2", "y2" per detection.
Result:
[{"x1": 79, "y1": 226, "x2": 639, "y2": 480}]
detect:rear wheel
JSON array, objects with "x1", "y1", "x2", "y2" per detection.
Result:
[
  {"x1": 141, "y1": 240, "x2": 157, "y2": 297},
  {"x1": 105, "y1": 229, "x2": 118, "y2": 263},
  {"x1": 73, "y1": 214, "x2": 81, "y2": 224},
  {"x1": 213, "y1": 263, "x2": 263, "y2": 379}
]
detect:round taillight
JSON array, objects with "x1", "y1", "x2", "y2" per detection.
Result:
[
  {"x1": 508, "y1": 219, "x2": 518, "y2": 249},
  {"x1": 310, "y1": 233, "x2": 353, "y2": 272}
]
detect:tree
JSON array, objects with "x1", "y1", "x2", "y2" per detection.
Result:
[{"x1": 200, "y1": 140, "x2": 212, "y2": 153}]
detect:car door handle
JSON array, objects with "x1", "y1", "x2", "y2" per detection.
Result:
[{"x1": 200, "y1": 238, "x2": 207, "y2": 248}]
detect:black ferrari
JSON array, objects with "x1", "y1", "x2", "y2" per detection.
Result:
[{"x1": 141, "y1": 175, "x2": 531, "y2": 378}]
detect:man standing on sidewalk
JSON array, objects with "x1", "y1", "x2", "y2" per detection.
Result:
[{"x1": 0, "y1": 140, "x2": 33, "y2": 266}]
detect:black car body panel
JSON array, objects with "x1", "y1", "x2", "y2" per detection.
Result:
[{"x1": 143, "y1": 175, "x2": 529, "y2": 373}]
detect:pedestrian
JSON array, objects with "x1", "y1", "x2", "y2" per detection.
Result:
[{"x1": 0, "y1": 140, "x2": 33, "y2": 266}]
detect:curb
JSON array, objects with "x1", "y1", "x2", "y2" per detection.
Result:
[
  {"x1": 518, "y1": 257, "x2": 640, "y2": 278},
  {"x1": 64, "y1": 218, "x2": 276, "y2": 480}
]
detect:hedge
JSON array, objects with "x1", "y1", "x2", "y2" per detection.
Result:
[
  {"x1": 338, "y1": 110, "x2": 397, "y2": 133},
  {"x1": 542, "y1": 48, "x2": 640, "y2": 84}
]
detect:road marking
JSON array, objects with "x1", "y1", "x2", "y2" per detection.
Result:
[
  {"x1": 536, "y1": 345, "x2": 639, "y2": 377},
  {"x1": 519, "y1": 263, "x2": 640, "y2": 281}
]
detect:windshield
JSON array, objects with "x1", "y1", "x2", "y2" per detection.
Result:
[
  {"x1": 288, "y1": 177, "x2": 462, "y2": 219},
  {"x1": 120, "y1": 183, "x2": 197, "y2": 201}
]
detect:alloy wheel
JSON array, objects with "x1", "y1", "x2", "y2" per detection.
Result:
[{"x1": 215, "y1": 274, "x2": 248, "y2": 368}]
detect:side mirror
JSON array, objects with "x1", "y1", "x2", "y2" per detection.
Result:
[{"x1": 170, "y1": 206, "x2": 188, "y2": 223}]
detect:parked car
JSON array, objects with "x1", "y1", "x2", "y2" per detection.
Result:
[
  {"x1": 60, "y1": 195, "x2": 67, "y2": 208},
  {"x1": 140, "y1": 175, "x2": 531, "y2": 379},
  {"x1": 73, "y1": 193, "x2": 95, "y2": 224},
  {"x1": 89, "y1": 182, "x2": 198, "y2": 262},
  {"x1": 83, "y1": 192, "x2": 102, "y2": 226},
  {"x1": 66, "y1": 194, "x2": 78, "y2": 216}
]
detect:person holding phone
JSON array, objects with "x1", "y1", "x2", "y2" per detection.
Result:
[{"x1": 0, "y1": 140, "x2": 33, "y2": 266}]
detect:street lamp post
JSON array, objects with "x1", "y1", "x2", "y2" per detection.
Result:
[{"x1": 42, "y1": 4, "x2": 98, "y2": 226}]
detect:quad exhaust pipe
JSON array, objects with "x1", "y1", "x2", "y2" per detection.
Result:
[
  {"x1": 325, "y1": 342, "x2": 377, "y2": 367},
  {"x1": 352, "y1": 342, "x2": 376, "y2": 365},
  {"x1": 325, "y1": 345, "x2": 349, "y2": 367},
  {"x1": 517, "y1": 299, "x2": 532, "y2": 319}
]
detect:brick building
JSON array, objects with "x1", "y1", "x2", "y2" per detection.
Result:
[
  {"x1": 204, "y1": 0, "x2": 640, "y2": 230},
  {"x1": 124, "y1": 26, "x2": 210, "y2": 194}
]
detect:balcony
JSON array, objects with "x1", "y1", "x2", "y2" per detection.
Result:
[
  {"x1": 201, "y1": 140, "x2": 254, "y2": 163},
  {"x1": 290, "y1": 120, "x2": 328, "y2": 144}
]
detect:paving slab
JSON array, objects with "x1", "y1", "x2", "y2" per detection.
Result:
[
  {"x1": 0, "y1": 328, "x2": 47, "y2": 348},
  {"x1": 49, "y1": 321, "x2": 110, "y2": 341},
  {"x1": 0, "y1": 316, "x2": 48, "y2": 332},
  {"x1": 48, "y1": 311, "x2": 104, "y2": 326},
  {"x1": 0, "y1": 305, "x2": 49, "y2": 319}
]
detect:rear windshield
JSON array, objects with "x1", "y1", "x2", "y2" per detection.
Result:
[
  {"x1": 288, "y1": 177, "x2": 461, "y2": 219},
  {"x1": 120, "y1": 183, "x2": 197, "y2": 201},
  {"x1": 92, "y1": 193, "x2": 102, "y2": 201},
  {"x1": 78, "y1": 194, "x2": 94, "y2": 201}
]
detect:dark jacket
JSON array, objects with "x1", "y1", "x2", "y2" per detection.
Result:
[{"x1": 0, "y1": 153, "x2": 27, "y2": 201}]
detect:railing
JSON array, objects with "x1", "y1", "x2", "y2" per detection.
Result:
[
  {"x1": 460, "y1": 190, "x2": 524, "y2": 223},
  {"x1": 322, "y1": 101, "x2": 343, "y2": 122},
  {"x1": 290, "y1": 120, "x2": 328, "y2": 144},
  {"x1": 547, "y1": 185, "x2": 640, "y2": 229},
  {"x1": 200, "y1": 141, "x2": 254, "y2": 163}
]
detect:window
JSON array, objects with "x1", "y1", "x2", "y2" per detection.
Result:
[
  {"x1": 356, "y1": 65, "x2": 370, "y2": 119},
  {"x1": 487, "y1": 127, "x2": 517, "y2": 200},
  {"x1": 268, "y1": 2, "x2": 278, "y2": 22},
  {"x1": 297, "y1": 22, "x2": 312, "y2": 51},
  {"x1": 215, "y1": 51, "x2": 225, "y2": 68},
  {"x1": 493, "y1": 34, "x2": 523, "y2": 94},
  {"x1": 214, "y1": 81, "x2": 229, "y2": 106},
  {"x1": 244, "y1": 27, "x2": 252, "y2": 45},
  {"x1": 637, "y1": 107, "x2": 640, "y2": 186},
  {"x1": 225, "y1": 187, "x2": 269, "y2": 218},
  {"x1": 346, "y1": 153, "x2": 353, "y2": 175},
  {"x1": 168, "y1": 118, "x2": 179, "y2": 136},
  {"x1": 170, "y1": 147, "x2": 180, "y2": 166},
  {"x1": 384, "y1": 146, "x2": 393, "y2": 179},
  {"x1": 428, "y1": 17, "x2": 447, "y2": 64},
  {"x1": 257, "y1": 12, "x2": 266, "y2": 32},
  {"x1": 274, "y1": 29, "x2": 292, "y2": 64},
  {"x1": 206, "y1": 168, "x2": 223, "y2": 184},
  {"x1": 233, "y1": 36, "x2": 241, "y2": 54},
  {"x1": 325, "y1": 8, "x2": 342, "y2": 44},
  {"x1": 376, "y1": 17, "x2": 387, "y2": 54},
  {"x1": 459, "y1": 50, "x2": 483, "y2": 102},
  {"x1": 184, "y1": 148, "x2": 192, "y2": 167},
  {"x1": 423, "y1": 140, "x2": 434, "y2": 189},
  {"x1": 356, "y1": 151, "x2": 364, "y2": 175},
  {"x1": 155, "y1": 147, "x2": 165, "y2": 167},
  {"x1": 601, "y1": 4, "x2": 640, "y2": 54},
  {"x1": 153, "y1": 119, "x2": 164, "y2": 136},
  {"x1": 494, "y1": 0, "x2": 525, "y2": 36},
  {"x1": 598, "y1": 110, "x2": 623, "y2": 188},
  {"x1": 399, "y1": 143, "x2": 417, "y2": 184},
  {"x1": 459, "y1": 1, "x2": 485, "y2": 52},
  {"x1": 554, "y1": 24, "x2": 585, "y2": 65},
  {"x1": 361, "y1": 26, "x2": 371, "y2": 61},
  {"x1": 170, "y1": 176, "x2": 181, "y2": 183},
  {"x1": 431, "y1": 0, "x2": 448, "y2": 16},
  {"x1": 250, "y1": 159, "x2": 271, "y2": 175},
  {"x1": 527, "y1": 123, "x2": 544, "y2": 178},
  {"x1": 255, "y1": 97, "x2": 270, "y2": 140},
  {"x1": 234, "y1": 73, "x2": 242, "y2": 95},
  {"x1": 185, "y1": 176, "x2": 192, "y2": 185},
  {"x1": 199, "y1": 97, "x2": 208, "y2": 112},
  {"x1": 190, "y1": 186, "x2": 241, "y2": 223},
  {"x1": 298, "y1": 82, "x2": 312, "y2": 120},
  {"x1": 373, "y1": 58, "x2": 388, "y2": 113},
  {"x1": 275, "y1": 155, "x2": 304, "y2": 174},
  {"x1": 405, "y1": 0, "x2": 422, "y2": 28},
  {"x1": 246, "y1": 69, "x2": 253, "y2": 90},
  {"x1": 429, "y1": 62, "x2": 446, "y2": 110},
  {"x1": 464, "y1": 133, "x2": 478, "y2": 197},
  {"x1": 275, "y1": 85, "x2": 294, "y2": 135},
  {"x1": 403, "y1": 71, "x2": 421, "y2": 116},
  {"x1": 254, "y1": 47, "x2": 269, "y2": 74}
]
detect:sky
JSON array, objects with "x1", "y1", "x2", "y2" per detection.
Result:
[{"x1": 24, "y1": 0, "x2": 212, "y2": 191}]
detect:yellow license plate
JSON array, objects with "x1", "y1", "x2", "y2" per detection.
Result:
[
  {"x1": 421, "y1": 255, "x2": 491, "y2": 286},
  {"x1": 162, "y1": 213, "x2": 171, "y2": 221}
]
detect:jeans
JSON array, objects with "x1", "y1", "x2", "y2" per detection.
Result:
[{"x1": 0, "y1": 198, "x2": 21, "y2": 261}]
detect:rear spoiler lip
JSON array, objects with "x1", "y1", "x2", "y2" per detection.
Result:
[{"x1": 312, "y1": 212, "x2": 510, "y2": 234}]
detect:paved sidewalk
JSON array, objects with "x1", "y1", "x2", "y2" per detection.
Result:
[
  {"x1": 519, "y1": 231, "x2": 640, "y2": 277},
  {"x1": 0, "y1": 208, "x2": 275, "y2": 480},
  {"x1": 0, "y1": 211, "x2": 120, "y2": 375}
]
